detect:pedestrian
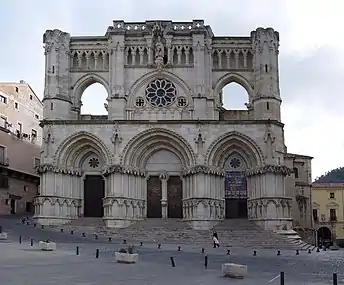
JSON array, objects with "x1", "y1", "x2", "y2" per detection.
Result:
[{"x1": 213, "y1": 232, "x2": 220, "y2": 248}]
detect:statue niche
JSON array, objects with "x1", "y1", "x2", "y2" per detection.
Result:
[{"x1": 152, "y1": 22, "x2": 168, "y2": 67}]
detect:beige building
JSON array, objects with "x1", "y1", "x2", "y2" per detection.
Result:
[
  {"x1": 0, "y1": 81, "x2": 43, "y2": 215},
  {"x1": 35, "y1": 20, "x2": 313, "y2": 231}
]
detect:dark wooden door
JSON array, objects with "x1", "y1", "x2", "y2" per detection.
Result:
[
  {"x1": 167, "y1": 176, "x2": 183, "y2": 218},
  {"x1": 147, "y1": 176, "x2": 162, "y2": 218},
  {"x1": 84, "y1": 175, "x2": 105, "y2": 217},
  {"x1": 225, "y1": 198, "x2": 248, "y2": 218}
]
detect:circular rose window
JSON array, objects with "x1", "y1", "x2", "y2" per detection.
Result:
[
  {"x1": 88, "y1": 158, "x2": 100, "y2": 168},
  {"x1": 145, "y1": 78, "x2": 177, "y2": 107},
  {"x1": 229, "y1": 157, "x2": 241, "y2": 169}
]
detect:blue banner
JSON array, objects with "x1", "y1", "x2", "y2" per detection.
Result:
[{"x1": 225, "y1": 171, "x2": 247, "y2": 198}]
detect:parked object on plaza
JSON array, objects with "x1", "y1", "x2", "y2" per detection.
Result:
[
  {"x1": 114, "y1": 245, "x2": 139, "y2": 264},
  {"x1": 38, "y1": 240, "x2": 56, "y2": 251},
  {"x1": 222, "y1": 263, "x2": 247, "y2": 279}
]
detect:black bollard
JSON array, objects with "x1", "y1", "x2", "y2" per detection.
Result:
[
  {"x1": 19, "y1": 236, "x2": 22, "y2": 244},
  {"x1": 41, "y1": 225, "x2": 44, "y2": 229},
  {"x1": 76, "y1": 246, "x2": 79, "y2": 255},
  {"x1": 95, "y1": 234, "x2": 98, "y2": 240},
  {"x1": 26, "y1": 222, "x2": 29, "y2": 225},
  {"x1": 123, "y1": 239, "x2": 127, "y2": 244},
  {"x1": 140, "y1": 241, "x2": 143, "y2": 246},
  {"x1": 201, "y1": 248, "x2": 205, "y2": 253},
  {"x1": 296, "y1": 249, "x2": 299, "y2": 255},
  {"x1": 308, "y1": 248, "x2": 312, "y2": 254},
  {"x1": 33, "y1": 223, "x2": 36, "y2": 228},
  {"x1": 96, "y1": 249, "x2": 99, "y2": 259},
  {"x1": 82, "y1": 233, "x2": 86, "y2": 237},
  {"x1": 333, "y1": 273, "x2": 338, "y2": 285},
  {"x1": 204, "y1": 255, "x2": 208, "y2": 269},
  {"x1": 277, "y1": 250, "x2": 281, "y2": 256},
  {"x1": 158, "y1": 244, "x2": 161, "y2": 249},
  {"x1": 280, "y1": 272, "x2": 285, "y2": 285},
  {"x1": 109, "y1": 237, "x2": 112, "y2": 242},
  {"x1": 177, "y1": 246, "x2": 181, "y2": 251},
  {"x1": 316, "y1": 247, "x2": 320, "y2": 252},
  {"x1": 60, "y1": 229, "x2": 63, "y2": 233},
  {"x1": 70, "y1": 230, "x2": 74, "y2": 235},
  {"x1": 30, "y1": 238, "x2": 33, "y2": 247},
  {"x1": 170, "y1": 257, "x2": 176, "y2": 267},
  {"x1": 253, "y1": 250, "x2": 257, "y2": 256},
  {"x1": 227, "y1": 249, "x2": 230, "y2": 255},
  {"x1": 21, "y1": 219, "x2": 25, "y2": 224}
]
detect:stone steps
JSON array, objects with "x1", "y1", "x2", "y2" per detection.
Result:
[{"x1": 56, "y1": 218, "x2": 314, "y2": 250}]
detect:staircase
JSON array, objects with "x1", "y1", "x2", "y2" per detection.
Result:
[{"x1": 57, "y1": 218, "x2": 314, "y2": 250}]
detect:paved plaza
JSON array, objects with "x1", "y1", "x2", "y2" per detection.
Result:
[{"x1": 0, "y1": 216, "x2": 343, "y2": 285}]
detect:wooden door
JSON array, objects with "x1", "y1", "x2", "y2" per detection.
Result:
[
  {"x1": 167, "y1": 176, "x2": 183, "y2": 218},
  {"x1": 84, "y1": 175, "x2": 105, "y2": 217},
  {"x1": 147, "y1": 176, "x2": 162, "y2": 218}
]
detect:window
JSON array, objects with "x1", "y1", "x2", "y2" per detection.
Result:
[
  {"x1": 17, "y1": 122, "x2": 22, "y2": 134},
  {"x1": 15, "y1": 87, "x2": 18, "y2": 93},
  {"x1": 312, "y1": 209, "x2": 318, "y2": 221},
  {"x1": 24, "y1": 185, "x2": 29, "y2": 192},
  {"x1": 0, "y1": 95, "x2": 7, "y2": 104},
  {"x1": 0, "y1": 116, "x2": 6, "y2": 128},
  {"x1": 34, "y1": 114, "x2": 39, "y2": 120},
  {"x1": 31, "y1": 129, "x2": 37, "y2": 138},
  {"x1": 25, "y1": 202, "x2": 33, "y2": 213},
  {"x1": 0, "y1": 146, "x2": 5, "y2": 164},
  {"x1": 52, "y1": 65, "x2": 55, "y2": 73},
  {"x1": 265, "y1": 64, "x2": 268, "y2": 72},
  {"x1": 266, "y1": 102, "x2": 270, "y2": 110},
  {"x1": 293, "y1": 167, "x2": 299, "y2": 178},
  {"x1": 330, "y1": 209, "x2": 337, "y2": 221},
  {"x1": 330, "y1": 192, "x2": 335, "y2": 199},
  {"x1": 50, "y1": 102, "x2": 54, "y2": 110},
  {"x1": 30, "y1": 95, "x2": 33, "y2": 100},
  {"x1": 34, "y1": 157, "x2": 40, "y2": 167},
  {"x1": 0, "y1": 174, "x2": 9, "y2": 189},
  {"x1": 14, "y1": 102, "x2": 18, "y2": 109}
]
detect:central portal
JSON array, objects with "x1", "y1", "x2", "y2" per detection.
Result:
[
  {"x1": 147, "y1": 176, "x2": 162, "y2": 218},
  {"x1": 84, "y1": 175, "x2": 105, "y2": 217},
  {"x1": 167, "y1": 176, "x2": 183, "y2": 218}
]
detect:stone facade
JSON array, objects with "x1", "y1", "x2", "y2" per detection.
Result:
[
  {"x1": 0, "y1": 81, "x2": 42, "y2": 215},
  {"x1": 34, "y1": 20, "x2": 312, "y2": 231}
]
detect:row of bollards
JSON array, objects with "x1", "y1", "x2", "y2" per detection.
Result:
[{"x1": 278, "y1": 272, "x2": 338, "y2": 285}]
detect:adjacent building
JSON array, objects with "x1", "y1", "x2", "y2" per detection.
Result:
[
  {"x1": 312, "y1": 182, "x2": 344, "y2": 246},
  {"x1": 0, "y1": 81, "x2": 43, "y2": 215}
]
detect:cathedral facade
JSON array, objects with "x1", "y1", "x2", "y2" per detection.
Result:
[{"x1": 34, "y1": 20, "x2": 313, "y2": 231}]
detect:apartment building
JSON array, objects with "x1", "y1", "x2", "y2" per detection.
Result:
[{"x1": 0, "y1": 81, "x2": 43, "y2": 215}]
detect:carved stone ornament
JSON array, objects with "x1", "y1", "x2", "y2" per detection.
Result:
[
  {"x1": 181, "y1": 165, "x2": 225, "y2": 177},
  {"x1": 36, "y1": 164, "x2": 83, "y2": 177},
  {"x1": 246, "y1": 165, "x2": 292, "y2": 177},
  {"x1": 110, "y1": 122, "x2": 123, "y2": 155},
  {"x1": 159, "y1": 171, "x2": 169, "y2": 181},
  {"x1": 264, "y1": 123, "x2": 276, "y2": 159},
  {"x1": 194, "y1": 122, "x2": 205, "y2": 154},
  {"x1": 43, "y1": 29, "x2": 70, "y2": 53},
  {"x1": 102, "y1": 164, "x2": 146, "y2": 177}
]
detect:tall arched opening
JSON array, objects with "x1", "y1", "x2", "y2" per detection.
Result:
[
  {"x1": 317, "y1": 226, "x2": 332, "y2": 246},
  {"x1": 222, "y1": 82, "x2": 250, "y2": 110},
  {"x1": 81, "y1": 82, "x2": 108, "y2": 115}
]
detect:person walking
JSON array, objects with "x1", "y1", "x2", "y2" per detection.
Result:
[{"x1": 213, "y1": 232, "x2": 220, "y2": 248}]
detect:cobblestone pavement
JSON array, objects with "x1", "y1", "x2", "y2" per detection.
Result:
[{"x1": 0, "y1": 216, "x2": 343, "y2": 285}]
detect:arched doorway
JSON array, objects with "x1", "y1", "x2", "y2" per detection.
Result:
[
  {"x1": 146, "y1": 150, "x2": 183, "y2": 219},
  {"x1": 224, "y1": 154, "x2": 248, "y2": 219},
  {"x1": 317, "y1": 226, "x2": 332, "y2": 246}
]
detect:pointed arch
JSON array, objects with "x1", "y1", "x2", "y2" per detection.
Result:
[
  {"x1": 71, "y1": 73, "x2": 110, "y2": 107},
  {"x1": 213, "y1": 72, "x2": 254, "y2": 101},
  {"x1": 127, "y1": 69, "x2": 194, "y2": 107},
  {"x1": 54, "y1": 131, "x2": 112, "y2": 168},
  {"x1": 121, "y1": 128, "x2": 196, "y2": 168},
  {"x1": 205, "y1": 131, "x2": 264, "y2": 168}
]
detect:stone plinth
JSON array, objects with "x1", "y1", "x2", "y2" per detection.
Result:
[
  {"x1": 222, "y1": 263, "x2": 247, "y2": 279},
  {"x1": 38, "y1": 241, "x2": 56, "y2": 251},
  {"x1": 0, "y1": 232, "x2": 8, "y2": 240},
  {"x1": 114, "y1": 252, "x2": 139, "y2": 264}
]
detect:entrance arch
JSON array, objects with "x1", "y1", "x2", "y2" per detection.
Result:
[
  {"x1": 121, "y1": 128, "x2": 196, "y2": 219},
  {"x1": 317, "y1": 226, "x2": 332, "y2": 245}
]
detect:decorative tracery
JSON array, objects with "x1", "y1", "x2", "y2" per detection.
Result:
[{"x1": 145, "y1": 78, "x2": 177, "y2": 107}]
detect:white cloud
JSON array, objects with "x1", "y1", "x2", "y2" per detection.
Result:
[{"x1": 0, "y1": 0, "x2": 343, "y2": 179}]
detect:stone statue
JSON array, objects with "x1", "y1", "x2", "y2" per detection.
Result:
[
  {"x1": 155, "y1": 37, "x2": 164, "y2": 59},
  {"x1": 264, "y1": 123, "x2": 276, "y2": 159}
]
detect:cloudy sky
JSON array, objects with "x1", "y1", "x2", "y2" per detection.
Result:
[{"x1": 1, "y1": 0, "x2": 343, "y2": 180}]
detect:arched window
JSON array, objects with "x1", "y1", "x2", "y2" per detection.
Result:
[
  {"x1": 221, "y1": 82, "x2": 249, "y2": 110},
  {"x1": 81, "y1": 83, "x2": 108, "y2": 115}
]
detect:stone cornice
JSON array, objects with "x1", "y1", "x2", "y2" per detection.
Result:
[
  {"x1": 39, "y1": 119, "x2": 284, "y2": 128},
  {"x1": 102, "y1": 164, "x2": 146, "y2": 177},
  {"x1": 36, "y1": 164, "x2": 83, "y2": 177},
  {"x1": 246, "y1": 165, "x2": 292, "y2": 177},
  {"x1": 181, "y1": 165, "x2": 225, "y2": 177}
]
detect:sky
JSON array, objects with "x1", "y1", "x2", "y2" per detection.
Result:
[{"x1": 0, "y1": 0, "x2": 343, "y2": 180}]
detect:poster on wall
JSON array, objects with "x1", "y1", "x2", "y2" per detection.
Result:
[{"x1": 225, "y1": 171, "x2": 247, "y2": 198}]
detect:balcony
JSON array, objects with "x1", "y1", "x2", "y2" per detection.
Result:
[{"x1": 0, "y1": 157, "x2": 9, "y2": 166}]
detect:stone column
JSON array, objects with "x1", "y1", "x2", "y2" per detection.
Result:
[{"x1": 159, "y1": 172, "x2": 169, "y2": 219}]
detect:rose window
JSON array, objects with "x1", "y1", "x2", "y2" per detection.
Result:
[
  {"x1": 145, "y1": 78, "x2": 177, "y2": 107},
  {"x1": 229, "y1": 157, "x2": 241, "y2": 169},
  {"x1": 88, "y1": 158, "x2": 100, "y2": 168}
]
